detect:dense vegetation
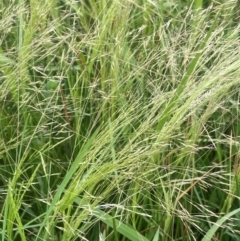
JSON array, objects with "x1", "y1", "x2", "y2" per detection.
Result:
[{"x1": 1, "y1": 0, "x2": 240, "y2": 240}]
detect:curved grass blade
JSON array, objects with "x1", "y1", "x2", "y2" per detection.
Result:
[
  {"x1": 202, "y1": 208, "x2": 240, "y2": 241},
  {"x1": 74, "y1": 197, "x2": 150, "y2": 241},
  {"x1": 156, "y1": 7, "x2": 222, "y2": 131},
  {"x1": 36, "y1": 128, "x2": 99, "y2": 240}
]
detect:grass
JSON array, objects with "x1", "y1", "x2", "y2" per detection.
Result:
[{"x1": 1, "y1": 0, "x2": 240, "y2": 240}]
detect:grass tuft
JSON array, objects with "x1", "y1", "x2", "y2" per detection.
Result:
[{"x1": 1, "y1": 0, "x2": 240, "y2": 240}]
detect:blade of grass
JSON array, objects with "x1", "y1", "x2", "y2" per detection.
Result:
[
  {"x1": 0, "y1": 53, "x2": 16, "y2": 65},
  {"x1": 194, "y1": 0, "x2": 203, "y2": 9},
  {"x1": 156, "y1": 6, "x2": 222, "y2": 131},
  {"x1": 201, "y1": 208, "x2": 240, "y2": 241},
  {"x1": 152, "y1": 228, "x2": 160, "y2": 241},
  {"x1": 74, "y1": 197, "x2": 150, "y2": 241},
  {"x1": 36, "y1": 128, "x2": 99, "y2": 240}
]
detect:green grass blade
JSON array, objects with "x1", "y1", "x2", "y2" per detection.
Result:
[
  {"x1": 152, "y1": 228, "x2": 160, "y2": 241},
  {"x1": 0, "y1": 54, "x2": 15, "y2": 65},
  {"x1": 201, "y1": 208, "x2": 240, "y2": 241},
  {"x1": 74, "y1": 197, "x2": 150, "y2": 241},
  {"x1": 156, "y1": 7, "x2": 222, "y2": 131},
  {"x1": 194, "y1": 0, "x2": 203, "y2": 9},
  {"x1": 36, "y1": 128, "x2": 99, "y2": 239}
]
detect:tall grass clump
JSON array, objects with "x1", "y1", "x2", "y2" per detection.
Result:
[{"x1": 1, "y1": 0, "x2": 240, "y2": 240}]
